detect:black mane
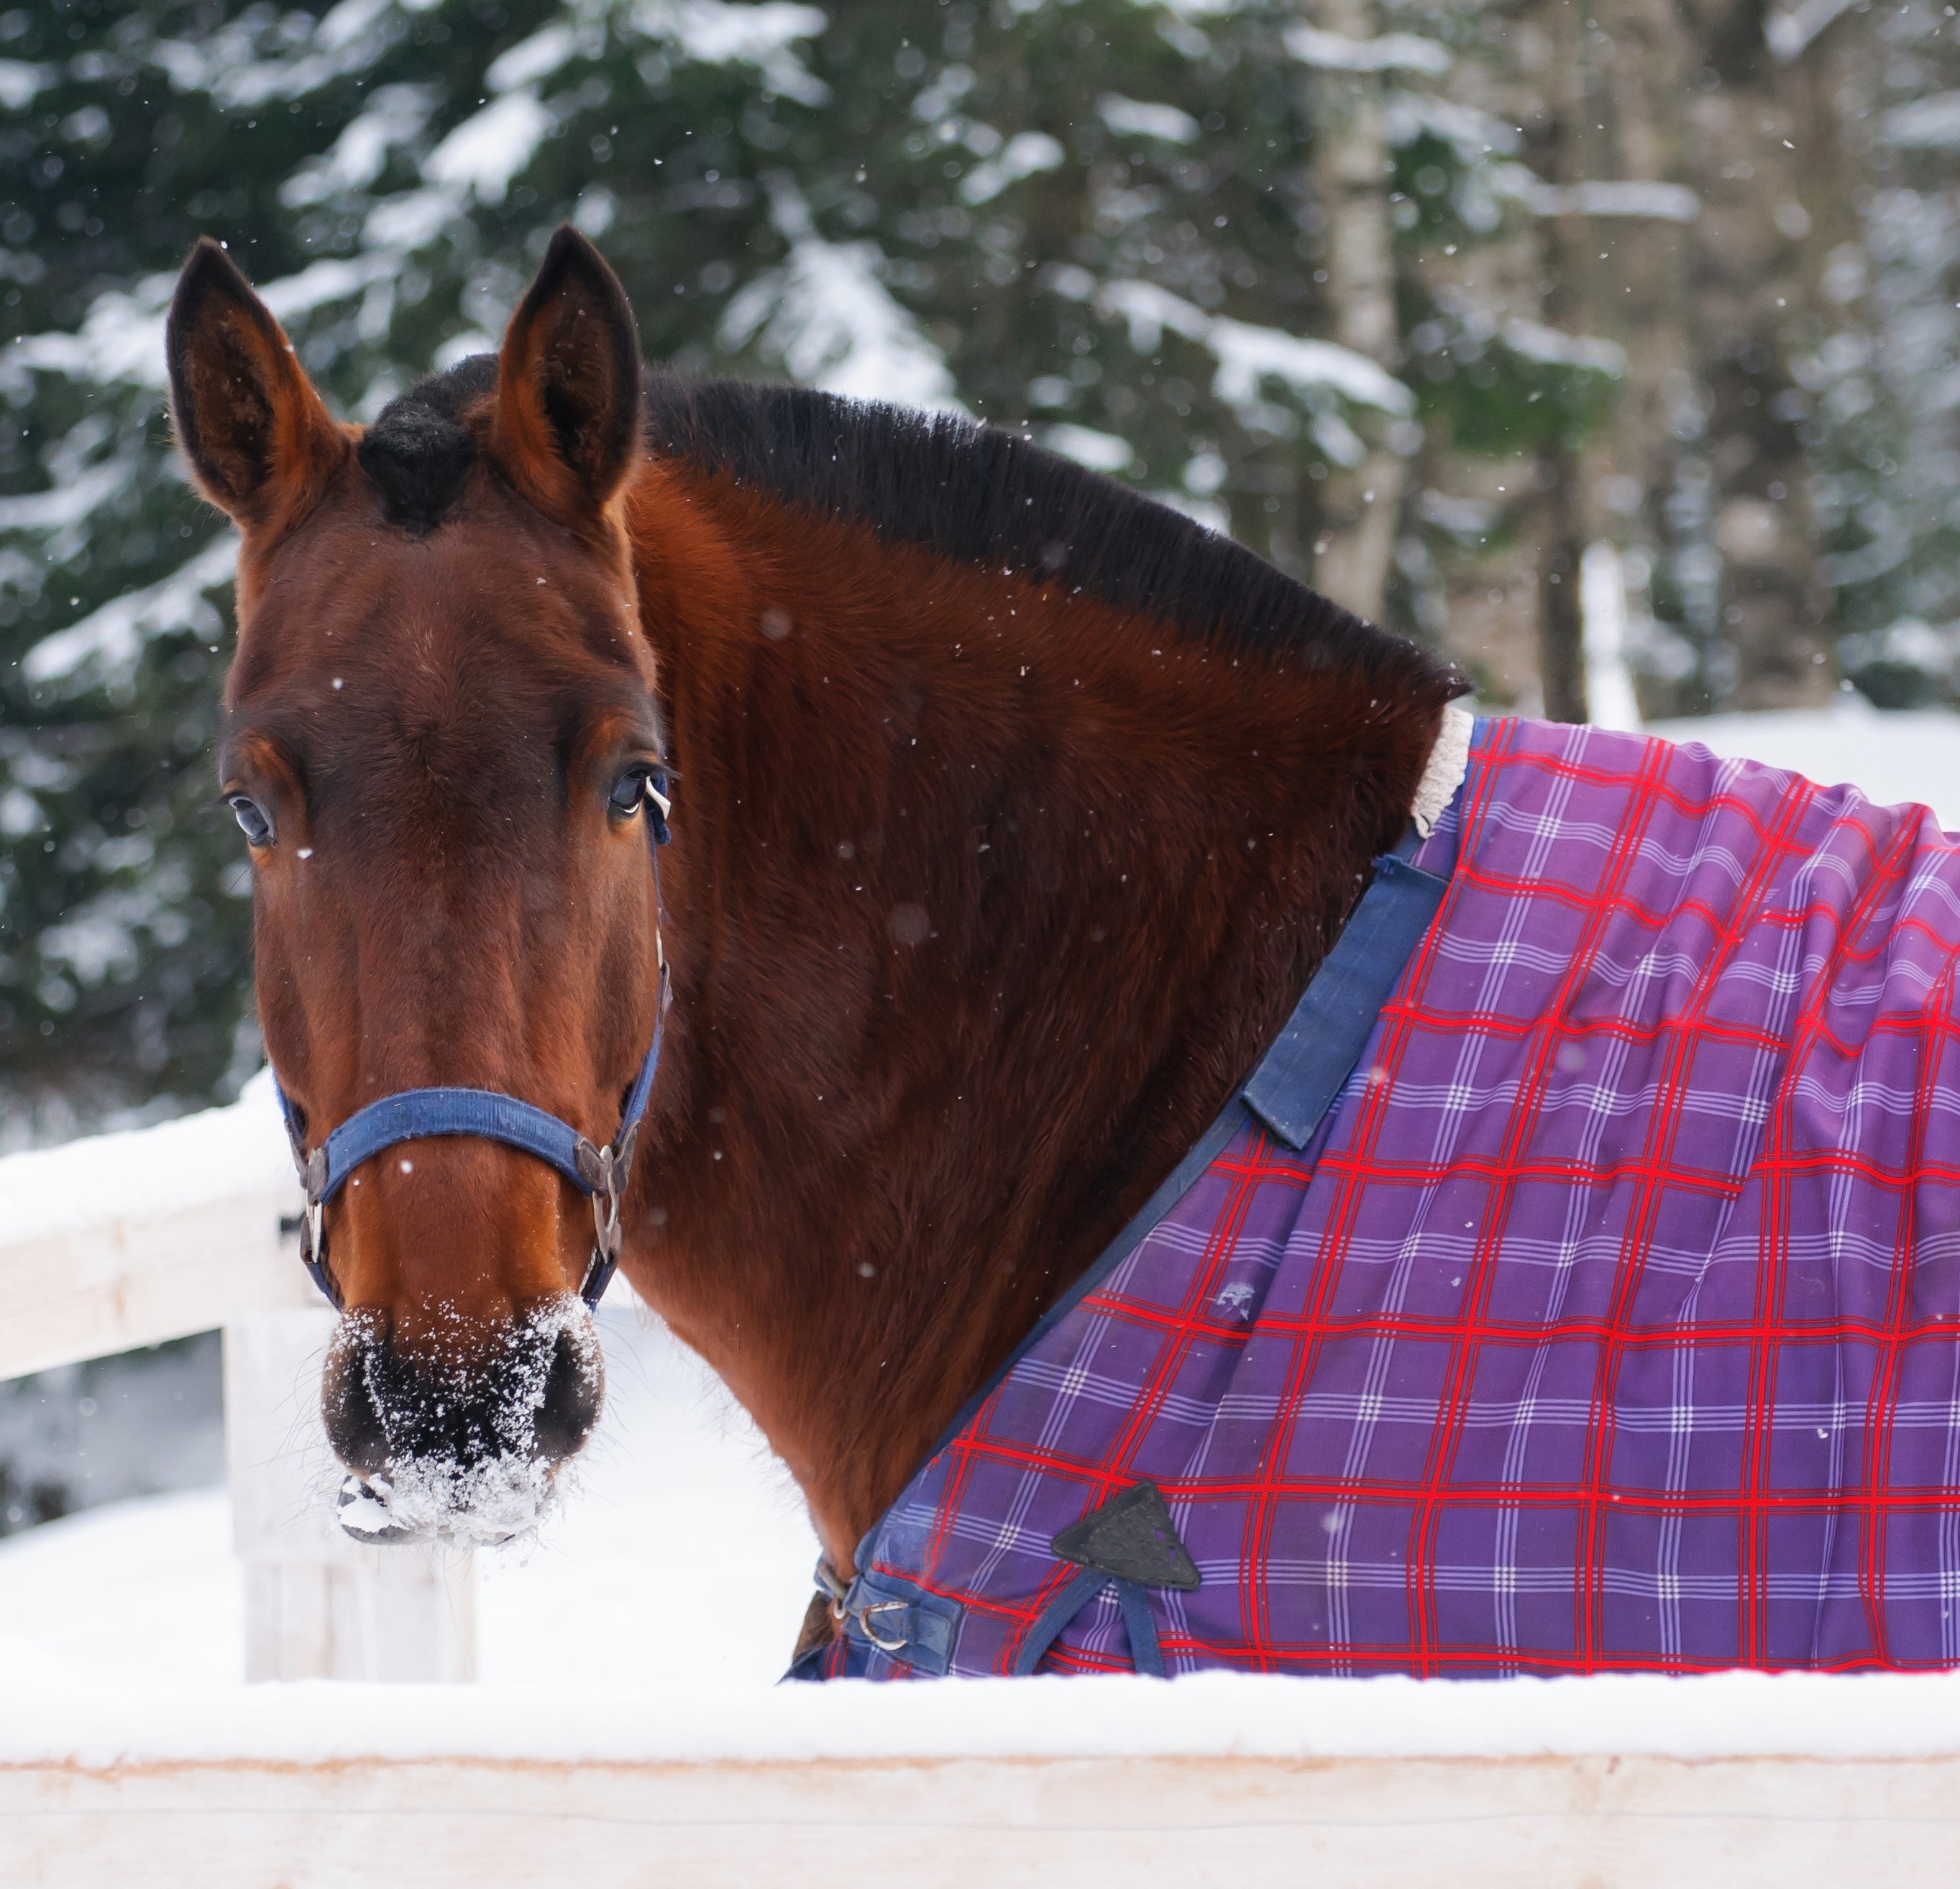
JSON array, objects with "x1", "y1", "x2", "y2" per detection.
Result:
[
  {"x1": 361, "y1": 357, "x2": 1457, "y2": 688},
  {"x1": 644, "y1": 374, "x2": 1449, "y2": 680}
]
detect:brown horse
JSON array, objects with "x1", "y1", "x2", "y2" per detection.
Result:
[{"x1": 166, "y1": 228, "x2": 1458, "y2": 1602}]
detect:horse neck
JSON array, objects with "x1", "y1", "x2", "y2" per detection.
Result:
[{"x1": 624, "y1": 463, "x2": 1448, "y2": 1566}]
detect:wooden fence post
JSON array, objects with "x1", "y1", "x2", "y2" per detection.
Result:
[{"x1": 223, "y1": 1309, "x2": 476, "y2": 1683}]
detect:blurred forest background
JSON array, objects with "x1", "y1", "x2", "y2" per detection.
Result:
[{"x1": 1, "y1": 0, "x2": 1957, "y2": 1141}]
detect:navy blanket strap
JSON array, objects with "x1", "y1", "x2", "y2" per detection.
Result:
[
  {"x1": 798, "y1": 818, "x2": 1452, "y2": 1680},
  {"x1": 273, "y1": 773, "x2": 673, "y2": 1312}
]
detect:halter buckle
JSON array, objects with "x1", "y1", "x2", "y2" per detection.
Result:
[
  {"x1": 574, "y1": 1125, "x2": 638, "y2": 1305},
  {"x1": 295, "y1": 1193, "x2": 342, "y2": 1310}
]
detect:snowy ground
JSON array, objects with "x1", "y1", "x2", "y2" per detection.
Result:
[
  {"x1": 4, "y1": 704, "x2": 1960, "y2": 1767},
  {"x1": 0, "y1": 1307, "x2": 820, "y2": 1694},
  {"x1": 1645, "y1": 696, "x2": 1960, "y2": 830}
]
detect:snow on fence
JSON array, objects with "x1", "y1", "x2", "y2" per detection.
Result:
[
  {"x1": 0, "y1": 1071, "x2": 474, "y2": 1683},
  {"x1": 11, "y1": 1671, "x2": 1960, "y2": 1884}
]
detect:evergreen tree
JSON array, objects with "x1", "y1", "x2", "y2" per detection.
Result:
[
  {"x1": 1812, "y1": 0, "x2": 1960, "y2": 712},
  {"x1": 0, "y1": 0, "x2": 1628, "y2": 1135}
]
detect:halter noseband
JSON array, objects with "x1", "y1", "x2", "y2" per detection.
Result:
[{"x1": 273, "y1": 776, "x2": 673, "y2": 1313}]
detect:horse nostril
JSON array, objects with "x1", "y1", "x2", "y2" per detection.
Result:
[
  {"x1": 323, "y1": 1341, "x2": 390, "y2": 1478},
  {"x1": 533, "y1": 1326, "x2": 603, "y2": 1461}
]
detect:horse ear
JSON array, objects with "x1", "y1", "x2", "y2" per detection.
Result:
[
  {"x1": 492, "y1": 226, "x2": 642, "y2": 525},
  {"x1": 166, "y1": 237, "x2": 347, "y2": 532}
]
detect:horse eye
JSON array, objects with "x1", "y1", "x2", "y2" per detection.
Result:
[
  {"x1": 608, "y1": 769, "x2": 647, "y2": 818},
  {"x1": 228, "y1": 795, "x2": 273, "y2": 848}
]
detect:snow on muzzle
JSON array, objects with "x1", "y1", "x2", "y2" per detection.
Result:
[{"x1": 322, "y1": 1298, "x2": 604, "y2": 1547}]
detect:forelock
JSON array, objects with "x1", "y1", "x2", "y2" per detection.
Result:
[{"x1": 357, "y1": 355, "x2": 498, "y2": 536}]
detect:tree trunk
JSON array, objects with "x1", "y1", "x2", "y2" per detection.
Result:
[
  {"x1": 1304, "y1": 0, "x2": 1407, "y2": 623},
  {"x1": 1535, "y1": 442, "x2": 1590, "y2": 723},
  {"x1": 1682, "y1": 1, "x2": 1837, "y2": 707}
]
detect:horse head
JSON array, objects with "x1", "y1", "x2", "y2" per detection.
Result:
[
  {"x1": 165, "y1": 217, "x2": 1462, "y2": 1581},
  {"x1": 168, "y1": 230, "x2": 663, "y2": 1542}
]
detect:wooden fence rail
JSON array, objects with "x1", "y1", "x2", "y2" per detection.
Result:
[
  {"x1": 11, "y1": 1748, "x2": 1960, "y2": 1887},
  {"x1": 9, "y1": 1671, "x2": 1960, "y2": 1886}
]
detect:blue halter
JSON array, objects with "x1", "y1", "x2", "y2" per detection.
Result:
[{"x1": 273, "y1": 777, "x2": 673, "y2": 1313}]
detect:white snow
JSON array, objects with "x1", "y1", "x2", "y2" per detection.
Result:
[
  {"x1": 719, "y1": 180, "x2": 963, "y2": 411},
  {"x1": 1767, "y1": 0, "x2": 1861, "y2": 64},
  {"x1": 627, "y1": 0, "x2": 830, "y2": 107},
  {"x1": 1419, "y1": 488, "x2": 1497, "y2": 543},
  {"x1": 363, "y1": 186, "x2": 459, "y2": 252},
  {"x1": 1840, "y1": 616, "x2": 1960, "y2": 680},
  {"x1": 314, "y1": 0, "x2": 393, "y2": 56},
  {"x1": 1096, "y1": 93, "x2": 1199, "y2": 145},
  {"x1": 1142, "y1": 0, "x2": 1240, "y2": 22},
  {"x1": 149, "y1": 3, "x2": 390, "y2": 111},
  {"x1": 1086, "y1": 276, "x2": 1208, "y2": 351},
  {"x1": 0, "y1": 1493, "x2": 246, "y2": 1693},
  {"x1": 1500, "y1": 174, "x2": 1702, "y2": 222},
  {"x1": 1041, "y1": 424, "x2": 1135, "y2": 472},
  {"x1": 482, "y1": 20, "x2": 584, "y2": 91},
  {"x1": 1, "y1": 275, "x2": 175, "y2": 395},
  {"x1": 0, "y1": 787, "x2": 42, "y2": 838},
  {"x1": 264, "y1": 255, "x2": 404, "y2": 326},
  {"x1": 0, "y1": 60, "x2": 52, "y2": 110},
  {"x1": 1500, "y1": 318, "x2": 1626, "y2": 375},
  {"x1": 1383, "y1": 93, "x2": 1520, "y2": 160},
  {"x1": 0, "y1": 1306, "x2": 818, "y2": 1702},
  {"x1": 447, "y1": 1, "x2": 834, "y2": 108},
  {"x1": 1562, "y1": 179, "x2": 1700, "y2": 221},
  {"x1": 1883, "y1": 90, "x2": 1960, "y2": 152},
  {"x1": 1580, "y1": 541, "x2": 1642, "y2": 733},
  {"x1": 1645, "y1": 697, "x2": 1960, "y2": 831},
  {"x1": 960, "y1": 129, "x2": 1066, "y2": 206},
  {"x1": 0, "y1": 461, "x2": 127, "y2": 537},
  {"x1": 39, "y1": 896, "x2": 152, "y2": 990},
  {"x1": 6, "y1": 247, "x2": 392, "y2": 415},
  {"x1": 1210, "y1": 314, "x2": 1415, "y2": 417},
  {"x1": 425, "y1": 91, "x2": 553, "y2": 206},
  {"x1": 1283, "y1": 25, "x2": 1452, "y2": 76},
  {"x1": 22, "y1": 534, "x2": 239, "y2": 690},
  {"x1": 280, "y1": 85, "x2": 434, "y2": 207},
  {"x1": 0, "y1": 1066, "x2": 293, "y2": 1247},
  {"x1": 16, "y1": 1615, "x2": 1960, "y2": 1764},
  {"x1": 1081, "y1": 278, "x2": 1413, "y2": 421}
]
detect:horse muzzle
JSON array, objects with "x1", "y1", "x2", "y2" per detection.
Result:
[{"x1": 322, "y1": 1300, "x2": 604, "y2": 1546}]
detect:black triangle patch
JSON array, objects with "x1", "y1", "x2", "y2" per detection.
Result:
[{"x1": 1050, "y1": 1481, "x2": 1200, "y2": 1591}]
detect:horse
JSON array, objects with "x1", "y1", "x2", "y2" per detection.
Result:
[{"x1": 166, "y1": 229, "x2": 1960, "y2": 1679}]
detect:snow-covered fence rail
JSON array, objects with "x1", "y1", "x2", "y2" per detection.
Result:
[
  {"x1": 0, "y1": 1071, "x2": 312, "y2": 1382},
  {"x1": 8, "y1": 1672, "x2": 1960, "y2": 1885},
  {"x1": 0, "y1": 1075, "x2": 474, "y2": 1683}
]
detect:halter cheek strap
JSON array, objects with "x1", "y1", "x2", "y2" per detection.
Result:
[{"x1": 273, "y1": 774, "x2": 673, "y2": 1313}]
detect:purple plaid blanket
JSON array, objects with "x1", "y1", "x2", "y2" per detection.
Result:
[{"x1": 799, "y1": 716, "x2": 1960, "y2": 1679}]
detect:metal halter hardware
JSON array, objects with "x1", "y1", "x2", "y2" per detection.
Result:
[
  {"x1": 274, "y1": 774, "x2": 673, "y2": 1312},
  {"x1": 815, "y1": 1559, "x2": 910, "y2": 1654}
]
